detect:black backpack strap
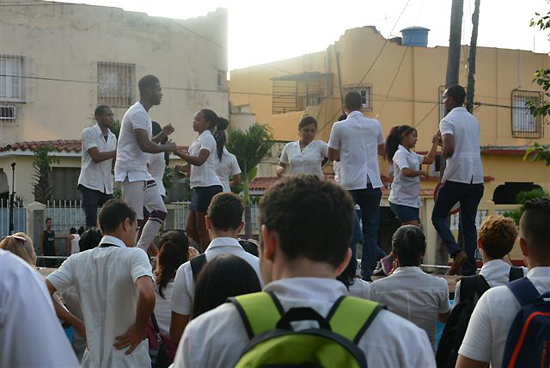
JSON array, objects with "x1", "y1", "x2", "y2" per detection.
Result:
[
  {"x1": 190, "y1": 254, "x2": 207, "y2": 282},
  {"x1": 507, "y1": 278, "x2": 540, "y2": 307},
  {"x1": 460, "y1": 275, "x2": 490, "y2": 303},
  {"x1": 508, "y1": 266, "x2": 524, "y2": 282}
]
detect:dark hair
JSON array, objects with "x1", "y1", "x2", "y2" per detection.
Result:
[
  {"x1": 520, "y1": 197, "x2": 550, "y2": 261},
  {"x1": 94, "y1": 105, "x2": 111, "y2": 118},
  {"x1": 298, "y1": 116, "x2": 318, "y2": 130},
  {"x1": 98, "y1": 199, "x2": 136, "y2": 234},
  {"x1": 77, "y1": 226, "x2": 85, "y2": 236},
  {"x1": 385, "y1": 125, "x2": 417, "y2": 163},
  {"x1": 138, "y1": 75, "x2": 160, "y2": 97},
  {"x1": 479, "y1": 215, "x2": 518, "y2": 260},
  {"x1": 208, "y1": 193, "x2": 244, "y2": 232},
  {"x1": 446, "y1": 85, "x2": 466, "y2": 106},
  {"x1": 213, "y1": 117, "x2": 229, "y2": 161},
  {"x1": 79, "y1": 227, "x2": 103, "y2": 251},
  {"x1": 337, "y1": 256, "x2": 355, "y2": 289},
  {"x1": 392, "y1": 225, "x2": 426, "y2": 267},
  {"x1": 155, "y1": 230, "x2": 190, "y2": 298},
  {"x1": 344, "y1": 91, "x2": 363, "y2": 111},
  {"x1": 192, "y1": 254, "x2": 261, "y2": 318},
  {"x1": 259, "y1": 175, "x2": 354, "y2": 268},
  {"x1": 69, "y1": 227, "x2": 77, "y2": 234},
  {"x1": 45, "y1": 218, "x2": 52, "y2": 224},
  {"x1": 200, "y1": 109, "x2": 226, "y2": 132}
]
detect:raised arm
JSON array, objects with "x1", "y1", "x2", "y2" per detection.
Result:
[
  {"x1": 135, "y1": 129, "x2": 177, "y2": 154},
  {"x1": 175, "y1": 148, "x2": 211, "y2": 167},
  {"x1": 423, "y1": 132, "x2": 440, "y2": 165}
]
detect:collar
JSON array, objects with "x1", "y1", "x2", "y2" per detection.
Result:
[
  {"x1": 397, "y1": 144, "x2": 411, "y2": 154},
  {"x1": 98, "y1": 235, "x2": 126, "y2": 248},
  {"x1": 391, "y1": 266, "x2": 425, "y2": 275},
  {"x1": 198, "y1": 130, "x2": 213, "y2": 139},
  {"x1": 526, "y1": 266, "x2": 550, "y2": 279},
  {"x1": 206, "y1": 237, "x2": 243, "y2": 251},
  {"x1": 346, "y1": 111, "x2": 363, "y2": 119},
  {"x1": 92, "y1": 123, "x2": 113, "y2": 137},
  {"x1": 449, "y1": 107, "x2": 467, "y2": 113},
  {"x1": 264, "y1": 277, "x2": 347, "y2": 300}
]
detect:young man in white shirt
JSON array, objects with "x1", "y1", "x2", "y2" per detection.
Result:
[
  {"x1": 367, "y1": 225, "x2": 451, "y2": 351},
  {"x1": 174, "y1": 175, "x2": 435, "y2": 368},
  {"x1": 328, "y1": 92, "x2": 386, "y2": 280},
  {"x1": 115, "y1": 75, "x2": 178, "y2": 251},
  {"x1": 46, "y1": 199, "x2": 156, "y2": 368},
  {"x1": 431, "y1": 85, "x2": 484, "y2": 275},
  {"x1": 78, "y1": 105, "x2": 117, "y2": 228},
  {"x1": 456, "y1": 197, "x2": 550, "y2": 368},
  {"x1": 169, "y1": 192, "x2": 261, "y2": 344}
]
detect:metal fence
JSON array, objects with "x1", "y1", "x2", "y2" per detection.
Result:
[
  {"x1": 0, "y1": 198, "x2": 27, "y2": 237},
  {"x1": 45, "y1": 200, "x2": 86, "y2": 233}
]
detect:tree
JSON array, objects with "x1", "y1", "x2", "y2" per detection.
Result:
[
  {"x1": 32, "y1": 145, "x2": 58, "y2": 204},
  {"x1": 226, "y1": 123, "x2": 274, "y2": 238}
]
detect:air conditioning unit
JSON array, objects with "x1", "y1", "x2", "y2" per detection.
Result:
[{"x1": 0, "y1": 105, "x2": 16, "y2": 120}]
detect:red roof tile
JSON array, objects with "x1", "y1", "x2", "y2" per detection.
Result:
[{"x1": 0, "y1": 140, "x2": 83, "y2": 153}]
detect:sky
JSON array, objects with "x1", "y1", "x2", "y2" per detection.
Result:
[{"x1": 45, "y1": 0, "x2": 550, "y2": 70}]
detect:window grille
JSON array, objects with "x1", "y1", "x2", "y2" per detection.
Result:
[
  {"x1": 344, "y1": 86, "x2": 372, "y2": 110},
  {"x1": 272, "y1": 73, "x2": 333, "y2": 114},
  {"x1": 511, "y1": 89, "x2": 543, "y2": 138},
  {"x1": 0, "y1": 105, "x2": 16, "y2": 120},
  {"x1": 97, "y1": 62, "x2": 135, "y2": 107},
  {"x1": 0, "y1": 55, "x2": 23, "y2": 102}
]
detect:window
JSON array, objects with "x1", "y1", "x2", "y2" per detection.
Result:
[
  {"x1": 0, "y1": 56, "x2": 23, "y2": 102},
  {"x1": 0, "y1": 105, "x2": 16, "y2": 120},
  {"x1": 217, "y1": 70, "x2": 227, "y2": 90},
  {"x1": 344, "y1": 85, "x2": 372, "y2": 111},
  {"x1": 97, "y1": 62, "x2": 135, "y2": 107},
  {"x1": 272, "y1": 73, "x2": 333, "y2": 114},
  {"x1": 511, "y1": 89, "x2": 543, "y2": 138},
  {"x1": 52, "y1": 168, "x2": 80, "y2": 201}
]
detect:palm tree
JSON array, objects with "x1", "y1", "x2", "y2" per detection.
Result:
[
  {"x1": 32, "y1": 145, "x2": 58, "y2": 204},
  {"x1": 226, "y1": 123, "x2": 274, "y2": 238}
]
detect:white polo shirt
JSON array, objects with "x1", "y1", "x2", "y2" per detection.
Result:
[
  {"x1": 78, "y1": 124, "x2": 117, "y2": 194},
  {"x1": 170, "y1": 237, "x2": 262, "y2": 316},
  {"x1": 328, "y1": 111, "x2": 385, "y2": 190},
  {"x1": 174, "y1": 277, "x2": 435, "y2": 368},
  {"x1": 148, "y1": 151, "x2": 166, "y2": 196},
  {"x1": 367, "y1": 267, "x2": 451, "y2": 350},
  {"x1": 188, "y1": 130, "x2": 222, "y2": 189},
  {"x1": 47, "y1": 235, "x2": 154, "y2": 368},
  {"x1": 389, "y1": 145, "x2": 425, "y2": 208},
  {"x1": 459, "y1": 267, "x2": 550, "y2": 367},
  {"x1": 439, "y1": 107, "x2": 484, "y2": 184},
  {"x1": 279, "y1": 140, "x2": 328, "y2": 179},
  {"x1": 215, "y1": 148, "x2": 242, "y2": 193},
  {"x1": 0, "y1": 250, "x2": 80, "y2": 368},
  {"x1": 115, "y1": 102, "x2": 154, "y2": 183}
]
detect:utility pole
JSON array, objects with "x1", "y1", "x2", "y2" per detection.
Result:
[{"x1": 466, "y1": 0, "x2": 481, "y2": 113}]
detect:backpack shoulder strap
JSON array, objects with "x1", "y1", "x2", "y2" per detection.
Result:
[
  {"x1": 326, "y1": 296, "x2": 384, "y2": 344},
  {"x1": 229, "y1": 291, "x2": 284, "y2": 339},
  {"x1": 508, "y1": 266, "x2": 524, "y2": 282},
  {"x1": 475, "y1": 275, "x2": 491, "y2": 296},
  {"x1": 507, "y1": 278, "x2": 540, "y2": 307},
  {"x1": 190, "y1": 254, "x2": 207, "y2": 282},
  {"x1": 459, "y1": 275, "x2": 482, "y2": 302}
]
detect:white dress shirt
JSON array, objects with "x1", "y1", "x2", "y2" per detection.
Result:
[
  {"x1": 115, "y1": 102, "x2": 154, "y2": 182},
  {"x1": 47, "y1": 235, "x2": 154, "y2": 368},
  {"x1": 188, "y1": 130, "x2": 223, "y2": 188},
  {"x1": 174, "y1": 277, "x2": 435, "y2": 368},
  {"x1": 279, "y1": 140, "x2": 328, "y2": 179},
  {"x1": 148, "y1": 151, "x2": 166, "y2": 196},
  {"x1": 389, "y1": 145, "x2": 425, "y2": 208},
  {"x1": 367, "y1": 267, "x2": 451, "y2": 350},
  {"x1": 154, "y1": 278, "x2": 174, "y2": 335},
  {"x1": 439, "y1": 107, "x2": 484, "y2": 184},
  {"x1": 328, "y1": 111, "x2": 385, "y2": 190},
  {"x1": 0, "y1": 250, "x2": 80, "y2": 368},
  {"x1": 170, "y1": 237, "x2": 262, "y2": 316},
  {"x1": 78, "y1": 123, "x2": 117, "y2": 194},
  {"x1": 348, "y1": 278, "x2": 371, "y2": 299},
  {"x1": 215, "y1": 148, "x2": 242, "y2": 193},
  {"x1": 459, "y1": 267, "x2": 550, "y2": 367}
]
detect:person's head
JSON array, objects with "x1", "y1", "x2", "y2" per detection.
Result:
[
  {"x1": 193, "y1": 109, "x2": 224, "y2": 134},
  {"x1": 77, "y1": 226, "x2": 85, "y2": 236},
  {"x1": 138, "y1": 75, "x2": 162, "y2": 105},
  {"x1": 519, "y1": 197, "x2": 550, "y2": 267},
  {"x1": 206, "y1": 193, "x2": 244, "y2": 236},
  {"x1": 336, "y1": 253, "x2": 355, "y2": 290},
  {"x1": 297, "y1": 116, "x2": 318, "y2": 145},
  {"x1": 70, "y1": 227, "x2": 77, "y2": 235},
  {"x1": 0, "y1": 232, "x2": 36, "y2": 266},
  {"x1": 259, "y1": 175, "x2": 354, "y2": 284},
  {"x1": 443, "y1": 85, "x2": 466, "y2": 112},
  {"x1": 94, "y1": 105, "x2": 114, "y2": 128},
  {"x1": 45, "y1": 218, "x2": 52, "y2": 230},
  {"x1": 478, "y1": 215, "x2": 518, "y2": 262},
  {"x1": 344, "y1": 91, "x2": 363, "y2": 113},
  {"x1": 192, "y1": 254, "x2": 261, "y2": 319},
  {"x1": 97, "y1": 199, "x2": 137, "y2": 247},
  {"x1": 79, "y1": 227, "x2": 103, "y2": 251},
  {"x1": 385, "y1": 125, "x2": 418, "y2": 162},
  {"x1": 213, "y1": 117, "x2": 229, "y2": 161},
  {"x1": 392, "y1": 225, "x2": 426, "y2": 267},
  {"x1": 155, "y1": 230, "x2": 190, "y2": 298}
]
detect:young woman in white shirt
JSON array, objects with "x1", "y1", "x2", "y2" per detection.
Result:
[
  {"x1": 175, "y1": 109, "x2": 224, "y2": 252},
  {"x1": 213, "y1": 120, "x2": 241, "y2": 193},
  {"x1": 277, "y1": 116, "x2": 328, "y2": 179}
]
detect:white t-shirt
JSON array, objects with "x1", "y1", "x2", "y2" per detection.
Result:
[
  {"x1": 78, "y1": 124, "x2": 117, "y2": 194},
  {"x1": 279, "y1": 140, "x2": 328, "y2": 179},
  {"x1": 0, "y1": 250, "x2": 80, "y2": 367},
  {"x1": 188, "y1": 130, "x2": 223, "y2": 189},
  {"x1": 70, "y1": 234, "x2": 81, "y2": 254},
  {"x1": 170, "y1": 237, "x2": 262, "y2": 316},
  {"x1": 367, "y1": 266, "x2": 451, "y2": 350},
  {"x1": 154, "y1": 278, "x2": 174, "y2": 335},
  {"x1": 389, "y1": 145, "x2": 425, "y2": 208},
  {"x1": 439, "y1": 107, "x2": 484, "y2": 184},
  {"x1": 115, "y1": 102, "x2": 154, "y2": 182},
  {"x1": 148, "y1": 151, "x2": 166, "y2": 196},
  {"x1": 348, "y1": 278, "x2": 371, "y2": 299},
  {"x1": 174, "y1": 277, "x2": 435, "y2": 368},
  {"x1": 47, "y1": 235, "x2": 154, "y2": 368},
  {"x1": 328, "y1": 111, "x2": 385, "y2": 190},
  {"x1": 459, "y1": 267, "x2": 550, "y2": 367},
  {"x1": 215, "y1": 148, "x2": 242, "y2": 193}
]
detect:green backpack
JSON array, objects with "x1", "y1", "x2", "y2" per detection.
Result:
[{"x1": 229, "y1": 291, "x2": 383, "y2": 368}]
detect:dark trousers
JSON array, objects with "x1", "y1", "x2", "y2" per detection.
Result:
[
  {"x1": 79, "y1": 185, "x2": 113, "y2": 228},
  {"x1": 431, "y1": 180, "x2": 484, "y2": 275}
]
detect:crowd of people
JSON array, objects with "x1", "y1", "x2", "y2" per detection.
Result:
[{"x1": 1, "y1": 76, "x2": 549, "y2": 368}]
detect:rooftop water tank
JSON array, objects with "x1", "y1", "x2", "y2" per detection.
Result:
[{"x1": 401, "y1": 27, "x2": 430, "y2": 47}]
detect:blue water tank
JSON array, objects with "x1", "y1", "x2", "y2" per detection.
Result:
[{"x1": 401, "y1": 27, "x2": 430, "y2": 47}]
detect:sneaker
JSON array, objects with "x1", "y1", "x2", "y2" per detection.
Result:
[
  {"x1": 380, "y1": 255, "x2": 395, "y2": 275},
  {"x1": 448, "y1": 251, "x2": 468, "y2": 275}
]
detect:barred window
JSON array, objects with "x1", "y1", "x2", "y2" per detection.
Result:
[
  {"x1": 511, "y1": 89, "x2": 543, "y2": 138},
  {"x1": 344, "y1": 85, "x2": 372, "y2": 111},
  {"x1": 97, "y1": 62, "x2": 135, "y2": 107},
  {"x1": 0, "y1": 55, "x2": 23, "y2": 102},
  {"x1": 272, "y1": 73, "x2": 333, "y2": 114}
]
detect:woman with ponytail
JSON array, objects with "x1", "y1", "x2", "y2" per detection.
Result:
[
  {"x1": 213, "y1": 118, "x2": 242, "y2": 193},
  {"x1": 175, "y1": 109, "x2": 224, "y2": 251}
]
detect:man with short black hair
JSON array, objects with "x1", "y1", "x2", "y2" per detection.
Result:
[
  {"x1": 175, "y1": 175, "x2": 435, "y2": 368},
  {"x1": 46, "y1": 199, "x2": 156, "y2": 367},
  {"x1": 170, "y1": 192, "x2": 262, "y2": 344}
]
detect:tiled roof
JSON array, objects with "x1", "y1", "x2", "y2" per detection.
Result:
[{"x1": 0, "y1": 140, "x2": 83, "y2": 153}]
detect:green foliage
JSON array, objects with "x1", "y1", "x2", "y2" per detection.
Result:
[
  {"x1": 523, "y1": 142, "x2": 550, "y2": 166},
  {"x1": 503, "y1": 189, "x2": 550, "y2": 225},
  {"x1": 110, "y1": 119, "x2": 121, "y2": 138},
  {"x1": 163, "y1": 166, "x2": 175, "y2": 189},
  {"x1": 32, "y1": 145, "x2": 59, "y2": 204}
]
